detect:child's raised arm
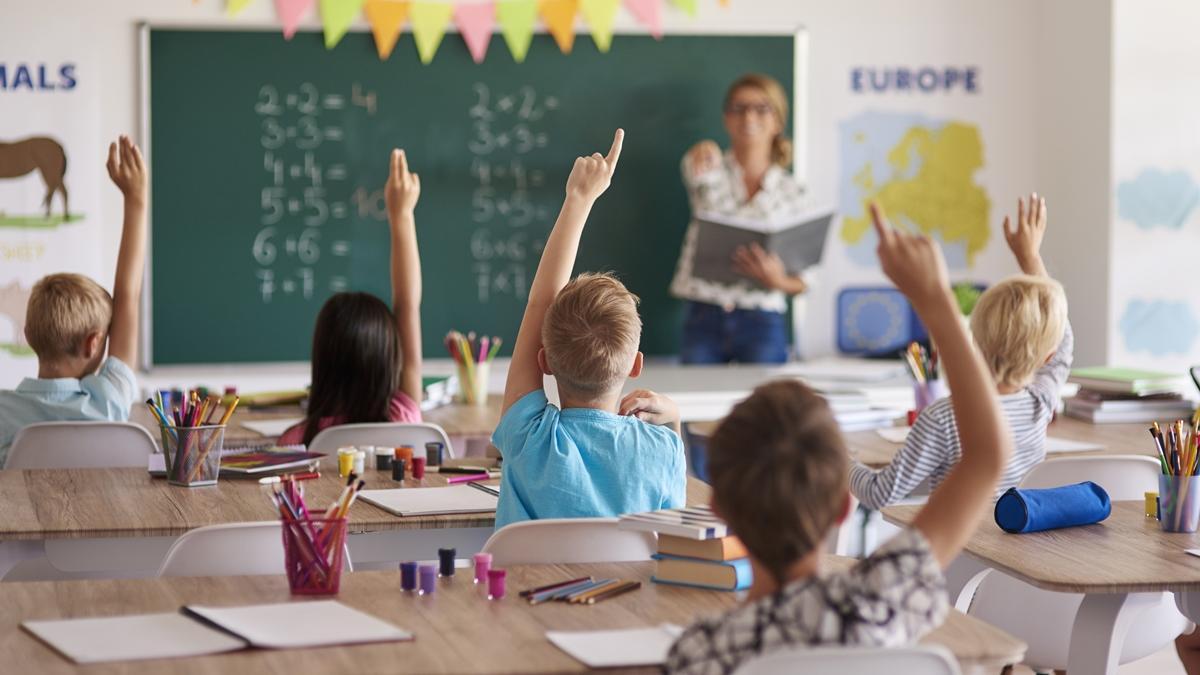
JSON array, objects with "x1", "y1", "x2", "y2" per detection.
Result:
[
  {"x1": 502, "y1": 129, "x2": 624, "y2": 413},
  {"x1": 106, "y1": 135, "x2": 148, "y2": 368},
  {"x1": 1003, "y1": 193, "x2": 1049, "y2": 277},
  {"x1": 871, "y1": 203, "x2": 1012, "y2": 567},
  {"x1": 385, "y1": 149, "x2": 423, "y2": 405}
]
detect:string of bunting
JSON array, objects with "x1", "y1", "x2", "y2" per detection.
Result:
[{"x1": 224, "y1": 0, "x2": 724, "y2": 63}]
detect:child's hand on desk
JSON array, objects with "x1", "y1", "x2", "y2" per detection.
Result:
[
  {"x1": 1003, "y1": 192, "x2": 1049, "y2": 277},
  {"x1": 870, "y1": 202, "x2": 952, "y2": 312},
  {"x1": 564, "y1": 129, "x2": 623, "y2": 204},
  {"x1": 106, "y1": 135, "x2": 147, "y2": 205},
  {"x1": 385, "y1": 149, "x2": 421, "y2": 220},
  {"x1": 619, "y1": 389, "x2": 681, "y2": 431}
]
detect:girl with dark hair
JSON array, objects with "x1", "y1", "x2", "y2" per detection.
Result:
[{"x1": 280, "y1": 149, "x2": 424, "y2": 446}]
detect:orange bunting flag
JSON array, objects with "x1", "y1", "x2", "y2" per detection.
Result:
[
  {"x1": 539, "y1": 0, "x2": 579, "y2": 54},
  {"x1": 623, "y1": 0, "x2": 662, "y2": 39},
  {"x1": 454, "y1": 2, "x2": 496, "y2": 64},
  {"x1": 670, "y1": 0, "x2": 696, "y2": 17},
  {"x1": 496, "y1": 0, "x2": 538, "y2": 63},
  {"x1": 275, "y1": 0, "x2": 316, "y2": 40},
  {"x1": 410, "y1": 1, "x2": 455, "y2": 64},
  {"x1": 580, "y1": 0, "x2": 619, "y2": 52},
  {"x1": 320, "y1": 0, "x2": 365, "y2": 48},
  {"x1": 228, "y1": 0, "x2": 256, "y2": 15},
  {"x1": 364, "y1": 0, "x2": 410, "y2": 59}
]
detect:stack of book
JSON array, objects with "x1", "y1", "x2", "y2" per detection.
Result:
[
  {"x1": 618, "y1": 506, "x2": 752, "y2": 591},
  {"x1": 1065, "y1": 367, "x2": 1196, "y2": 423}
]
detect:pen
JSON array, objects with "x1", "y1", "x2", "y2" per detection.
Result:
[
  {"x1": 569, "y1": 579, "x2": 621, "y2": 603},
  {"x1": 259, "y1": 472, "x2": 320, "y2": 485},
  {"x1": 528, "y1": 579, "x2": 598, "y2": 605},
  {"x1": 586, "y1": 580, "x2": 642, "y2": 604},
  {"x1": 438, "y1": 465, "x2": 496, "y2": 475},
  {"x1": 446, "y1": 472, "x2": 490, "y2": 485},
  {"x1": 520, "y1": 576, "x2": 592, "y2": 598},
  {"x1": 467, "y1": 481, "x2": 500, "y2": 497}
]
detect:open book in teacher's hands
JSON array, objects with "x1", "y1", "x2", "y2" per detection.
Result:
[{"x1": 691, "y1": 207, "x2": 835, "y2": 287}]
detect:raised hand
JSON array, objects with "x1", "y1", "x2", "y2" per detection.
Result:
[
  {"x1": 1003, "y1": 192, "x2": 1048, "y2": 276},
  {"x1": 565, "y1": 129, "x2": 624, "y2": 203},
  {"x1": 870, "y1": 202, "x2": 952, "y2": 312},
  {"x1": 686, "y1": 139, "x2": 722, "y2": 177},
  {"x1": 385, "y1": 149, "x2": 421, "y2": 220},
  {"x1": 106, "y1": 135, "x2": 147, "y2": 204}
]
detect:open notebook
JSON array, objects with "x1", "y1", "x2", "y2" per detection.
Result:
[
  {"x1": 547, "y1": 625, "x2": 684, "y2": 668},
  {"x1": 23, "y1": 601, "x2": 411, "y2": 664},
  {"x1": 358, "y1": 485, "x2": 499, "y2": 517}
]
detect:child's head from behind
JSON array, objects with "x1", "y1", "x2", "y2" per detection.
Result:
[
  {"x1": 306, "y1": 292, "x2": 399, "y2": 443},
  {"x1": 970, "y1": 275, "x2": 1067, "y2": 390},
  {"x1": 708, "y1": 380, "x2": 850, "y2": 584},
  {"x1": 25, "y1": 273, "x2": 112, "y2": 373},
  {"x1": 541, "y1": 272, "x2": 642, "y2": 401}
]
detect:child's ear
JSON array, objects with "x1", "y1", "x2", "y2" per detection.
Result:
[
  {"x1": 536, "y1": 347, "x2": 553, "y2": 376},
  {"x1": 81, "y1": 330, "x2": 104, "y2": 360},
  {"x1": 1043, "y1": 351, "x2": 1055, "y2": 367},
  {"x1": 628, "y1": 351, "x2": 644, "y2": 378}
]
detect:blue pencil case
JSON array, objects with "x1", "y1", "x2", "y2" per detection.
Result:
[{"x1": 994, "y1": 481, "x2": 1111, "y2": 534}]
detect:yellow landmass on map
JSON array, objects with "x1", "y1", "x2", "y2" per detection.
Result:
[{"x1": 843, "y1": 122, "x2": 990, "y2": 264}]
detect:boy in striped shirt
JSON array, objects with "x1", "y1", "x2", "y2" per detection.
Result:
[{"x1": 851, "y1": 193, "x2": 1072, "y2": 510}]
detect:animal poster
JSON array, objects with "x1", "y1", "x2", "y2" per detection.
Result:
[{"x1": 0, "y1": 54, "x2": 103, "y2": 386}]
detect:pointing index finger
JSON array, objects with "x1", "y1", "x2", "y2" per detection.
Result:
[
  {"x1": 869, "y1": 202, "x2": 893, "y2": 244},
  {"x1": 605, "y1": 128, "x2": 624, "y2": 168},
  {"x1": 397, "y1": 149, "x2": 409, "y2": 175}
]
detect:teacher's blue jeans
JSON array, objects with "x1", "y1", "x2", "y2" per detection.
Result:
[{"x1": 679, "y1": 301, "x2": 789, "y2": 365}]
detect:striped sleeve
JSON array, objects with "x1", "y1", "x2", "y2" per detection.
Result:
[{"x1": 850, "y1": 399, "x2": 958, "y2": 511}]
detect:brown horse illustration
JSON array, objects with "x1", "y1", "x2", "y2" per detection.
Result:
[{"x1": 0, "y1": 137, "x2": 68, "y2": 219}]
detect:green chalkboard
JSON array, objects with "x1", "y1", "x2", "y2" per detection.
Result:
[{"x1": 148, "y1": 29, "x2": 795, "y2": 364}]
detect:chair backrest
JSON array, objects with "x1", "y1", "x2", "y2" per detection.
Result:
[
  {"x1": 733, "y1": 645, "x2": 960, "y2": 675},
  {"x1": 1019, "y1": 454, "x2": 1161, "y2": 500},
  {"x1": 481, "y1": 518, "x2": 657, "y2": 565},
  {"x1": 5, "y1": 421, "x2": 157, "y2": 469},
  {"x1": 307, "y1": 422, "x2": 454, "y2": 457},
  {"x1": 158, "y1": 522, "x2": 286, "y2": 577}
]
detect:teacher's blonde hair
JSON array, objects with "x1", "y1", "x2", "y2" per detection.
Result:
[{"x1": 725, "y1": 74, "x2": 792, "y2": 169}]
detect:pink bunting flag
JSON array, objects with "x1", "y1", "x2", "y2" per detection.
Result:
[
  {"x1": 623, "y1": 0, "x2": 662, "y2": 39},
  {"x1": 275, "y1": 0, "x2": 316, "y2": 40},
  {"x1": 454, "y1": 2, "x2": 495, "y2": 64}
]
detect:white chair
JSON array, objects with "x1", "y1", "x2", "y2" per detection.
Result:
[
  {"x1": 158, "y1": 521, "x2": 353, "y2": 577},
  {"x1": 5, "y1": 421, "x2": 157, "y2": 469},
  {"x1": 307, "y1": 422, "x2": 455, "y2": 458},
  {"x1": 481, "y1": 518, "x2": 656, "y2": 565},
  {"x1": 733, "y1": 645, "x2": 960, "y2": 675},
  {"x1": 967, "y1": 455, "x2": 1187, "y2": 671}
]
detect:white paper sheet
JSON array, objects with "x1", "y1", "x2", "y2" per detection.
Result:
[
  {"x1": 240, "y1": 417, "x2": 305, "y2": 437},
  {"x1": 358, "y1": 485, "x2": 498, "y2": 517},
  {"x1": 22, "y1": 613, "x2": 245, "y2": 664},
  {"x1": 1045, "y1": 437, "x2": 1104, "y2": 454},
  {"x1": 184, "y1": 601, "x2": 410, "y2": 650},
  {"x1": 546, "y1": 625, "x2": 684, "y2": 668}
]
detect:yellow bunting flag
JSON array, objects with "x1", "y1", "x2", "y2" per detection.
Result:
[
  {"x1": 670, "y1": 0, "x2": 696, "y2": 17},
  {"x1": 496, "y1": 0, "x2": 538, "y2": 63},
  {"x1": 580, "y1": 0, "x2": 619, "y2": 52},
  {"x1": 410, "y1": 1, "x2": 454, "y2": 64},
  {"x1": 320, "y1": 0, "x2": 365, "y2": 48},
  {"x1": 228, "y1": 0, "x2": 256, "y2": 15},
  {"x1": 539, "y1": 0, "x2": 579, "y2": 54},
  {"x1": 364, "y1": 0, "x2": 409, "y2": 59}
]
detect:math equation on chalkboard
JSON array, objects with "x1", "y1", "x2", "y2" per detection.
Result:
[{"x1": 250, "y1": 82, "x2": 376, "y2": 303}]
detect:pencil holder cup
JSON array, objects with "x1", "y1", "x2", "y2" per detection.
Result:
[
  {"x1": 912, "y1": 379, "x2": 948, "y2": 413},
  {"x1": 1159, "y1": 475, "x2": 1200, "y2": 533},
  {"x1": 282, "y1": 516, "x2": 347, "y2": 595},
  {"x1": 159, "y1": 424, "x2": 225, "y2": 487},
  {"x1": 454, "y1": 361, "x2": 490, "y2": 407}
]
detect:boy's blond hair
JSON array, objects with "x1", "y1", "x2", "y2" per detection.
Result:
[
  {"x1": 542, "y1": 272, "x2": 641, "y2": 397},
  {"x1": 708, "y1": 380, "x2": 849, "y2": 583},
  {"x1": 969, "y1": 275, "x2": 1067, "y2": 390},
  {"x1": 25, "y1": 273, "x2": 112, "y2": 361}
]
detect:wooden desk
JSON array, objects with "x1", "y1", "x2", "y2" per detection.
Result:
[
  {"x1": 1, "y1": 560, "x2": 1023, "y2": 674},
  {"x1": 883, "y1": 501, "x2": 1200, "y2": 673}
]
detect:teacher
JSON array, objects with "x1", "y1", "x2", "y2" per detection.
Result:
[{"x1": 670, "y1": 73, "x2": 808, "y2": 364}]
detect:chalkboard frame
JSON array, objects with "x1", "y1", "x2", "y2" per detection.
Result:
[{"x1": 137, "y1": 22, "x2": 807, "y2": 368}]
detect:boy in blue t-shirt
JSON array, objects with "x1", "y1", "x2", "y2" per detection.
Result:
[{"x1": 492, "y1": 129, "x2": 686, "y2": 530}]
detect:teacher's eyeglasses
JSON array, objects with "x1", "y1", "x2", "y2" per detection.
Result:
[{"x1": 724, "y1": 102, "x2": 773, "y2": 117}]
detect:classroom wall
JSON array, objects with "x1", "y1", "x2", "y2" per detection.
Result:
[
  {"x1": 0, "y1": 0, "x2": 1127, "y2": 385},
  {"x1": 1109, "y1": 0, "x2": 1200, "y2": 374}
]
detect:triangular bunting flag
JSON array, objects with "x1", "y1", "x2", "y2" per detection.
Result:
[
  {"x1": 228, "y1": 0, "x2": 256, "y2": 15},
  {"x1": 410, "y1": 1, "x2": 454, "y2": 64},
  {"x1": 364, "y1": 0, "x2": 409, "y2": 59},
  {"x1": 275, "y1": 0, "x2": 316, "y2": 40},
  {"x1": 454, "y1": 2, "x2": 495, "y2": 64},
  {"x1": 670, "y1": 0, "x2": 696, "y2": 17},
  {"x1": 580, "y1": 0, "x2": 618, "y2": 52},
  {"x1": 496, "y1": 0, "x2": 537, "y2": 63},
  {"x1": 539, "y1": 0, "x2": 579, "y2": 54},
  {"x1": 320, "y1": 0, "x2": 365, "y2": 49},
  {"x1": 624, "y1": 0, "x2": 662, "y2": 39}
]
